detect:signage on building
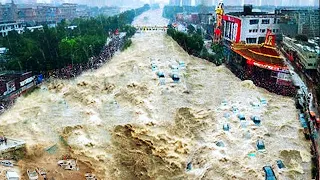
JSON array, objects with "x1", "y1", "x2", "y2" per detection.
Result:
[
  {"x1": 264, "y1": 29, "x2": 275, "y2": 47},
  {"x1": 20, "y1": 76, "x2": 34, "y2": 87},
  {"x1": 222, "y1": 15, "x2": 242, "y2": 43}
]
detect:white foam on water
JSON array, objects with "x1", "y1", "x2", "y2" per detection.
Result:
[{"x1": 0, "y1": 9, "x2": 312, "y2": 180}]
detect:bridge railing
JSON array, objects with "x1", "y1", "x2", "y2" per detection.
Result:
[{"x1": 134, "y1": 26, "x2": 168, "y2": 32}]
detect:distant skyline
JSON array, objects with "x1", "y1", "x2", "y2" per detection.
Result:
[{"x1": 0, "y1": 0, "x2": 319, "y2": 7}]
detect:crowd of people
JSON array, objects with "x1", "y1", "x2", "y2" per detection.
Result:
[
  {"x1": 0, "y1": 34, "x2": 126, "y2": 115},
  {"x1": 228, "y1": 63, "x2": 296, "y2": 97},
  {"x1": 49, "y1": 34, "x2": 125, "y2": 79}
]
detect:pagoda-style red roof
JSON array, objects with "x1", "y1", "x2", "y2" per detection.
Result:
[{"x1": 231, "y1": 43, "x2": 288, "y2": 71}]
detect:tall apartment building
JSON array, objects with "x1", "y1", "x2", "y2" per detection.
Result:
[
  {"x1": 0, "y1": 1, "x2": 18, "y2": 23},
  {"x1": 276, "y1": 9, "x2": 320, "y2": 38},
  {"x1": 1, "y1": 2, "x2": 77, "y2": 25},
  {"x1": 181, "y1": 0, "x2": 191, "y2": 6},
  {"x1": 195, "y1": 0, "x2": 214, "y2": 6},
  {"x1": 169, "y1": 0, "x2": 181, "y2": 6}
]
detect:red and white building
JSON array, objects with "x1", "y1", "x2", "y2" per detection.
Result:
[
  {"x1": 222, "y1": 5, "x2": 295, "y2": 96},
  {"x1": 223, "y1": 6, "x2": 280, "y2": 44}
]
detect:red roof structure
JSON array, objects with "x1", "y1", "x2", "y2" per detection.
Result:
[{"x1": 231, "y1": 29, "x2": 288, "y2": 72}]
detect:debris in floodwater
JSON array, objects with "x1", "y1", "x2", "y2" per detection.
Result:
[{"x1": 45, "y1": 144, "x2": 58, "y2": 154}]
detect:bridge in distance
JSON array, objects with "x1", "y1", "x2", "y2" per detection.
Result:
[{"x1": 134, "y1": 25, "x2": 168, "y2": 32}]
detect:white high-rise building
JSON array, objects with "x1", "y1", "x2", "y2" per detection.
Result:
[
  {"x1": 169, "y1": 0, "x2": 181, "y2": 6},
  {"x1": 195, "y1": 0, "x2": 213, "y2": 6},
  {"x1": 182, "y1": 0, "x2": 191, "y2": 6}
]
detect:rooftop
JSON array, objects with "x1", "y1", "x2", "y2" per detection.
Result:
[
  {"x1": 227, "y1": 4, "x2": 273, "y2": 17},
  {"x1": 231, "y1": 43, "x2": 287, "y2": 69},
  {"x1": 284, "y1": 36, "x2": 320, "y2": 54}
]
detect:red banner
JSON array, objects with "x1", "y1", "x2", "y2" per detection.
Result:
[
  {"x1": 264, "y1": 29, "x2": 275, "y2": 47},
  {"x1": 222, "y1": 15, "x2": 242, "y2": 43}
]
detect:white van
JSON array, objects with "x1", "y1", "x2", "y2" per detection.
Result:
[{"x1": 6, "y1": 171, "x2": 20, "y2": 180}]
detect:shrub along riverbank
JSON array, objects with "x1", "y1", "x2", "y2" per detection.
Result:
[
  {"x1": 167, "y1": 25, "x2": 224, "y2": 65},
  {"x1": 0, "y1": 4, "x2": 150, "y2": 73}
]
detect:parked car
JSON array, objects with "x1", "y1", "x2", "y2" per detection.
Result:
[
  {"x1": 57, "y1": 159, "x2": 78, "y2": 171},
  {"x1": 276, "y1": 160, "x2": 285, "y2": 169},
  {"x1": 151, "y1": 63, "x2": 158, "y2": 71},
  {"x1": 309, "y1": 111, "x2": 316, "y2": 120},
  {"x1": 27, "y1": 169, "x2": 38, "y2": 180},
  {"x1": 156, "y1": 71, "x2": 165, "y2": 78},
  {"x1": 170, "y1": 73, "x2": 180, "y2": 82},
  {"x1": 178, "y1": 60, "x2": 185, "y2": 68},
  {"x1": 263, "y1": 166, "x2": 277, "y2": 180},
  {"x1": 1, "y1": 160, "x2": 13, "y2": 167},
  {"x1": 85, "y1": 173, "x2": 97, "y2": 180},
  {"x1": 223, "y1": 123, "x2": 230, "y2": 131},
  {"x1": 36, "y1": 167, "x2": 46, "y2": 176},
  {"x1": 231, "y1": 105, "x2": 239, "y2": 113},
  {"x1": 256, "y1": 139, "x2": 266, "y2": 152},
  {"x1": 5, "y1": 170, "x2": 20, "y2": 180},
  {"x1": 258, "y1": 97, "x2": 267, "y2": 105},
  {"x1": 238, "y1": 113, "x2": 245, "y2": 120},
  {"x1": 251, "y1": 116, "x2": 261, "y2": 125}
]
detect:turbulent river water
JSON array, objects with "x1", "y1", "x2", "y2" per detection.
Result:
[{"x1": 0, "y1": 9, "x2": 312, "y2": 180}]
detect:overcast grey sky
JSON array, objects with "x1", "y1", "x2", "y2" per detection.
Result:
[{"x1": 0, "y1": 0, "x2": 318, "y2": 7}]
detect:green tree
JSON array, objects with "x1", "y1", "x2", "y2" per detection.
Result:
[
  {"x1": 295, "y1": 34, "x2": 308, "y2": 42},
  {"x1": 187, "y1": 24, "x2": 195, "y2": 34}
]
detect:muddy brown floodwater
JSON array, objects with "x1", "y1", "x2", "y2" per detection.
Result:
[{"x1": 0, "y1": 9, "x2": 312, "y2": 180}]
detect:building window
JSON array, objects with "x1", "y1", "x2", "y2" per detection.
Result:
[
  {"x1": 254, "y1": 29, "x2": 258, "y2": 32},
  {"x1": 260, "y1": 29, "x2": 265, "y2": 33},
  {"x1": 261, "y1": 19, "x2": 270, "y2": 24},
  {"x1": 258, "y1": 37, "x2": 265, "y2": 44},
  {"x1": 246, "y1": 38, "x2": 257, "y2": 44},
  {"x1": 276, "y1": 29, "x2": 279, "y2": 33},
  {"x1": 249, "y1": 29, "x2": 253, "y2": 33},
  {"x1": 308, "y1": 63, "x2": 313, "y2": 66},
  {"x1": 250, "y1": 19, "x2": 259, "y2": 24}
]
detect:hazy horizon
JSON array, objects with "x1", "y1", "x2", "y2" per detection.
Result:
[{"x1": 0, "y1": 0, "x2": 319, "y2": 7}]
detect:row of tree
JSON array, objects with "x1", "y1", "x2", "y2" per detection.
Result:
[
  {"x1": 167, "y1": 25, "x2": 224, "y2": 65},
  {"x1": 0, "y1": 4, "x2": 150, "y2": 73}
]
